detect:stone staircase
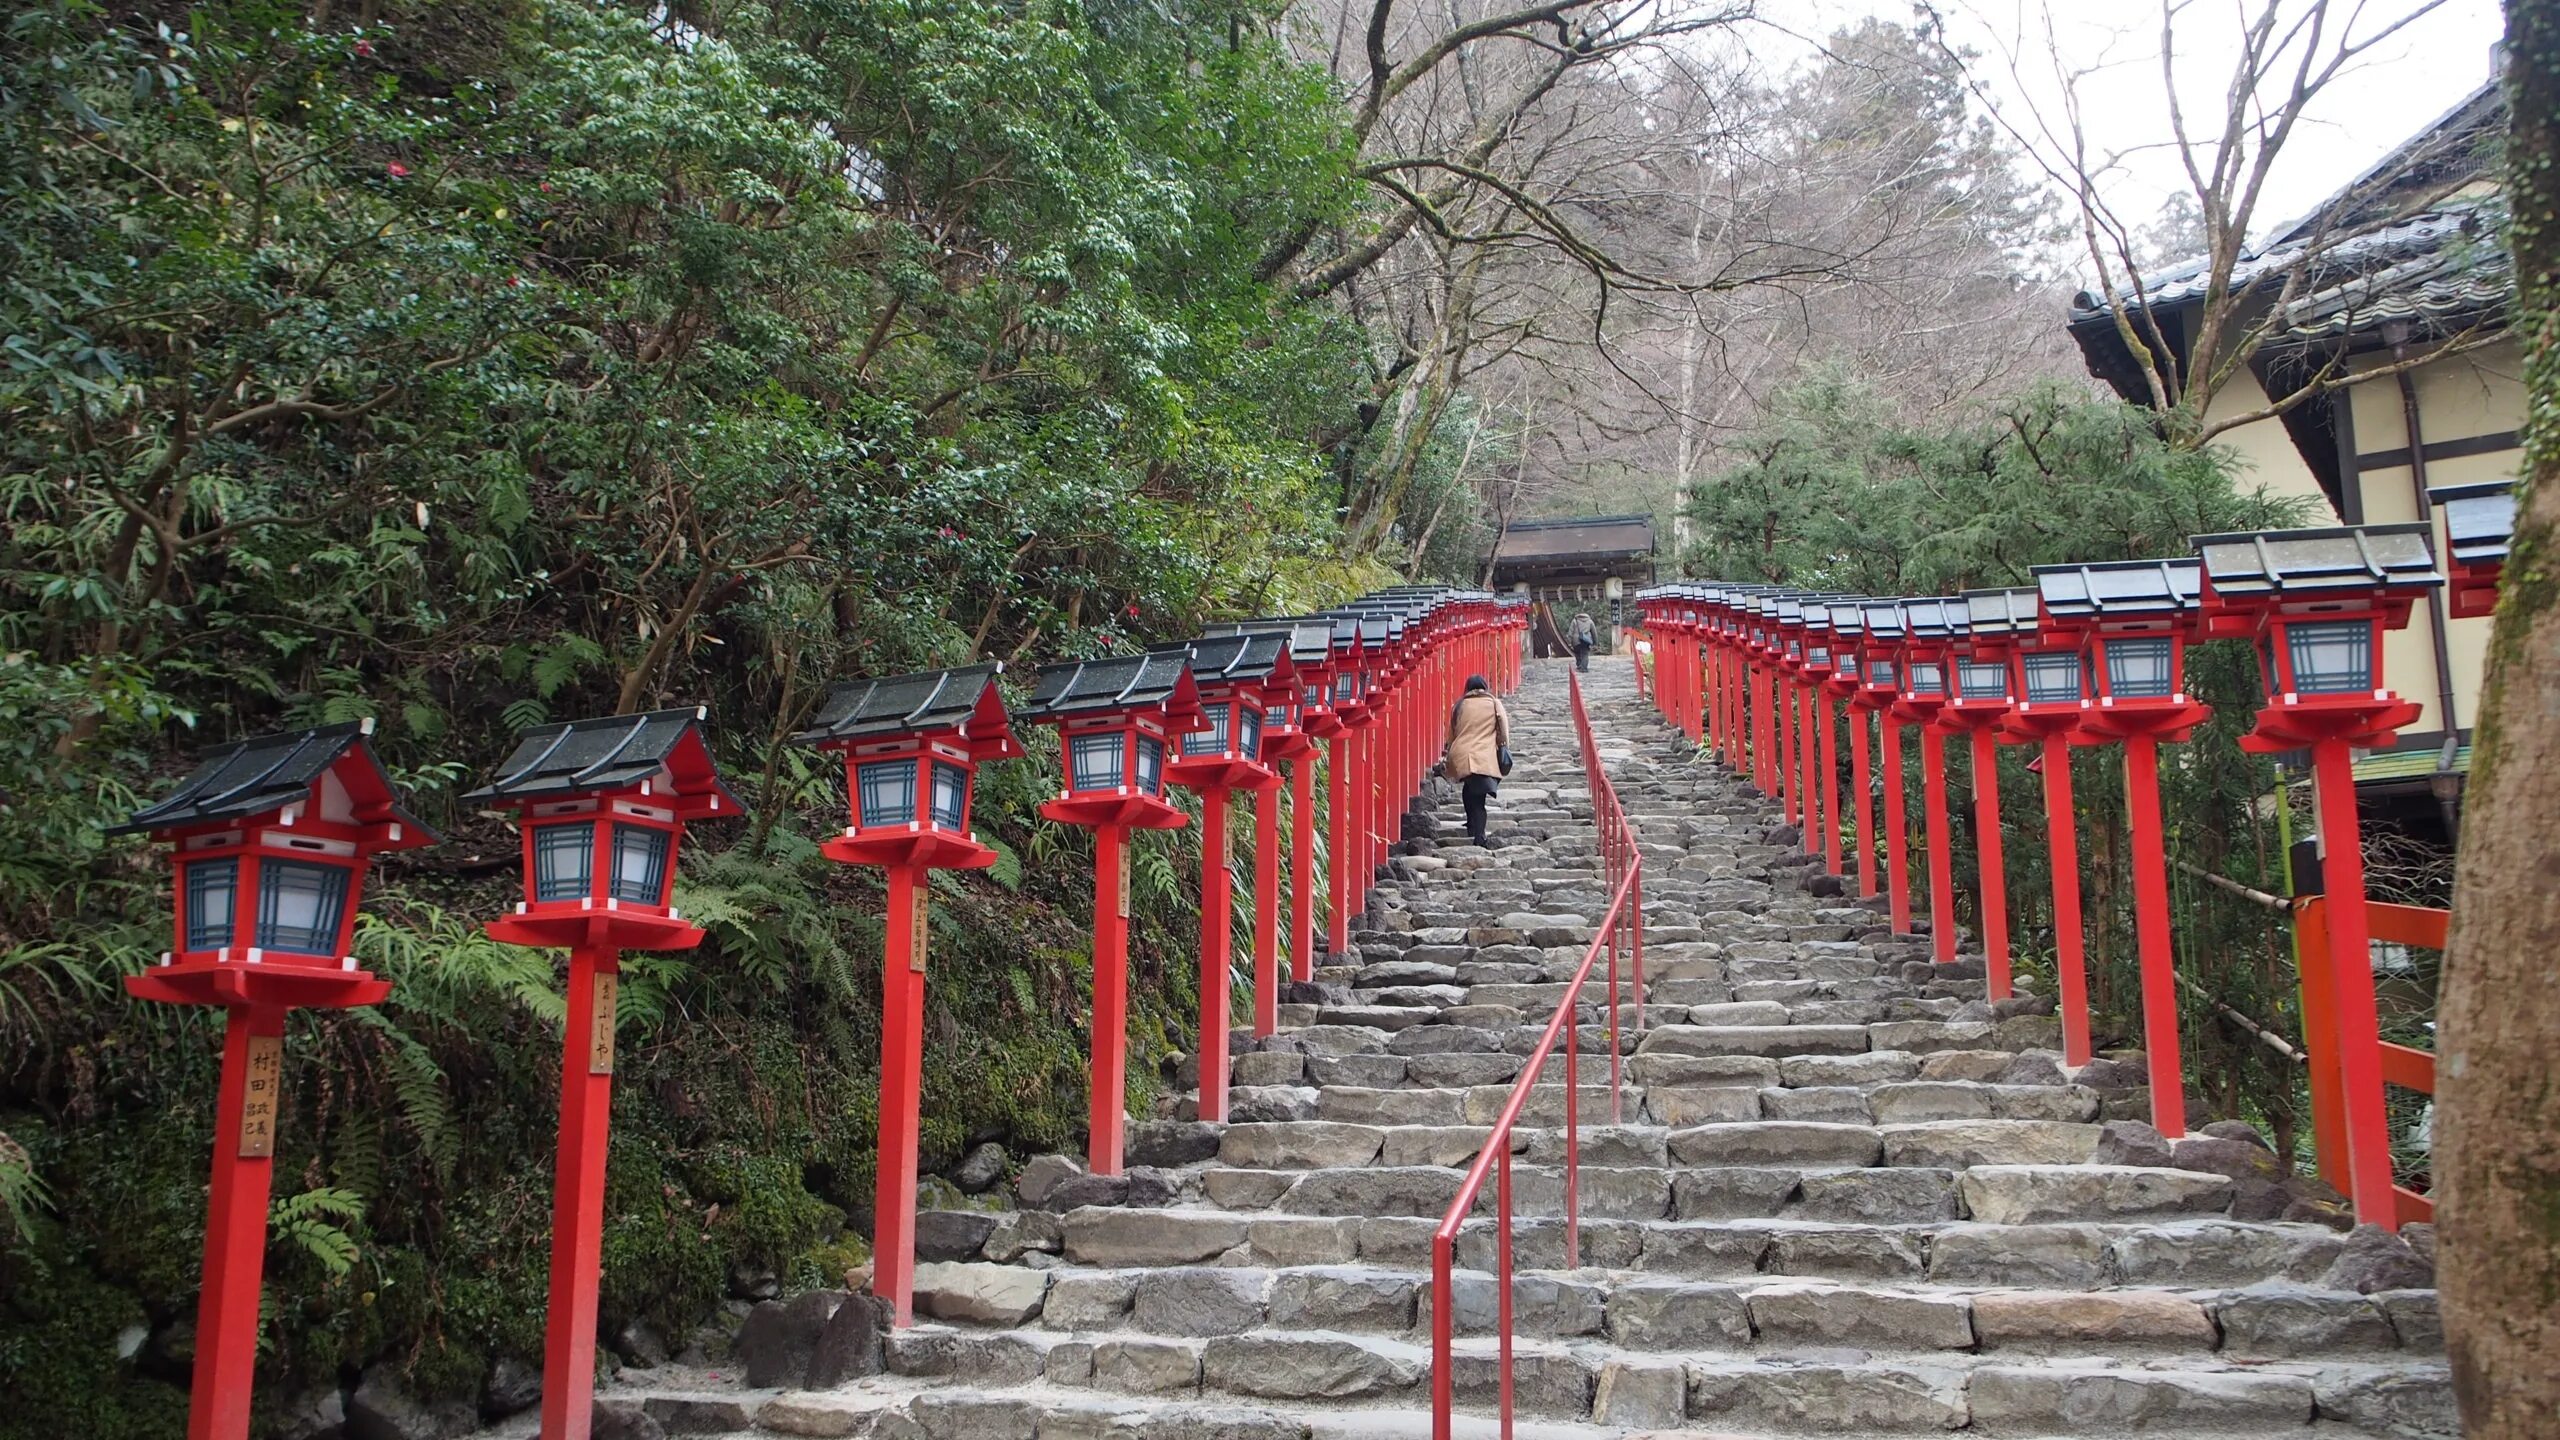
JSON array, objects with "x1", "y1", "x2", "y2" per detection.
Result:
[{"x1": 523, "y1": 658, "x2": 2453, "y2": 1440}]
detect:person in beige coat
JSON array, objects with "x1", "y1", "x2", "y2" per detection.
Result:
[{"x1": 1443, "y1": 674, "x2": 1511, "y2": 848}]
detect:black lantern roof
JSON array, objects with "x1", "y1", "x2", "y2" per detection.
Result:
[
  {"x1": 1901, "y1": 597, "x2": 1968, "y2": 639},
  {"x1": 1860, "y1": 600, "x2": 1910, "y2": 640},
  {"x1": 2430, "y1": 481, "x2": 2516, "y2": 565},
  {"x1": 1171, "y1": 632, "x2": 1295, "y2": 686},
  {"x1": 2192, "y1": 524, "x2": 2441, "y2": 600},
  {"x1": 1962, "y1": 587, "x2": 2040, "y2": 639},
  {"x1": 116, "y1": 719, "x2": 436, "y2": 839},
  {"x1": 1824, "y1": 599, "x2": 1869, "y2": 636},
  {"x1": 468, "y1": 707, "x2": 744, "y2": 816},
  {"x1": 1200, "y1": 617, "x2": 1336, "y2": 667},
  {"x1": 2034, "y1": 557, "x2": 2203, "y2": 620},
  {"x1": 1019, "y1": 650, "x2": 1203, "y2": 723},
  {"x1": 793, "y1": 663, "x2": 1019, "y2": 759}
]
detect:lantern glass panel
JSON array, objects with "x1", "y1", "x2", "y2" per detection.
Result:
[
  {"x1": 1869, "y1": 659, "x2": 1898, "y2": 688},
  {"x1": 1809, "y1": 647, "x2": 1831, "y2": 666},
  {"x1": 1839, "y1": 653, "x2": 1861, "y2": 680},
  {"x1": 2023, "y1": 651, "x2": 2085, "y2": 705},
  {"x1": 1303, "y1": 683, "x2": 1323, "y2": 710},
  {"x1": 857, "y1": 759, "x2": 917, "y2": 828},
  {"x1": 1959, "y1": 661, "x2": 2007, "y2": 700},
  {"x1": 1135, "y1": 736, "x2": 1165, "y2": 796},
  {"x1": 1909, "y1": 661, "x2": 1945, "y2": 696},
  {"x1": 257, "y1": 858, "x2": 350, "y2": 955},
  {"x1": 1070, "y1": 733, "x2": 1125, "y2": 791},
  {"x1": 1185, "y1": 705, "x2": 1231, "y2": 757},
  {"x1": 2287, "y1": 620, "x2": 2374, "y2": 694},
  {"x1": 1787, "y1": 639, "x2": 1803, "y2": 659},
  {"x1": 610, "y1": 824, "x2": 669, "y2": 904},
  {"x1": 1238, "y1": 704, "x2": 1264, "y2": 761},
  {"x1": 1334, "y1": 672, "x2": 1358, "y2": 701},
  {"x1": 2106, "y1": 637, "x2": 2176, "y2": 699},
  {"x1": 534, "y1": 821, "x2": 596, "y2": 900},
  {"x1": 185, "y1": 857, "x2": 237, "y2": 949},
  {"x1": 930, "y1": 762, "x2": 968, "y2": 830}
]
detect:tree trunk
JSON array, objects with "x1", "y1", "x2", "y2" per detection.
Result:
[{"x1": 2434, "y1": 11, "x2": 2560, "y2": 1434}]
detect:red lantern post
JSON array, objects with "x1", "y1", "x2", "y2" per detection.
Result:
[
  {"x1": 792, "y1": 667, "x2": 1020, "y2": 1324},
  {"x1": 469, "y1": 708, "x2": 741, "y2": 1436},
  {"x1": 1946, "y1": 592, "x2": 2035, "y2": 999},
  {"x1": 2194, "y1": 523, "x2": 2441, "y2": 1225},
  {"x1": 1990, "y1": 590, "x2": 2101, "y2": 1065},
  {"x1": 119, "y1": 721, "x2": 432, "y2": 1440},
  {"x1": 2034, "y1": 558, "x2": 2211, "y2": 1137},
  {"x1": 1858, "y1": 601, "x2": 1914, "y2": 931},
  {"x1": 1165, "y1": 633, "x2": 1296, "y2": 1118},
  {"x1": 1808, "y1": 599, "x2": 1860, "y2": 879},
  {"x1": 1021, "y1": 652, "x2": 1205, "y2": 1173},
  {"x1": 1822, "y1": 601, "x2": 1882, "y2": 898},
  {"x1": 1890, "y1": 599, "x2": 1966, "y2": 964}
]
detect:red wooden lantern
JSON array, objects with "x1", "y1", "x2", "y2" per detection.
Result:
[
  {"x1": 1943, "y1": 592, "x2": 2027, "y2": 999},
  {"x1": 2034, "y1": 556, "x2": 2208, "y2": 1137},
  {"x1": 1819, "y1": 599, "x2": 1880, "y2": 899},
  {"x1": 117, "y1": 720, "x2": 433, "y2": 1440},
  {"x1": 1972, "y1": 587, "x2": 2096, "y2": 1063},
  {"x1": 1204, "y1": 618, "x2": 1337, "y2": 993},
  {"x1": 469, "y1": 708, "x2": 740, "y2": 1438},
  {"x1": 2429, "y1": 480, "x2": 2513, "y2": 619},
  {"x1": 1163, "y1": 632, "x2": 1296, "y2": 1119},
  {"x1": 1891, "y1": 598, "x2": 1965, "y2": 964},
  {"x1": 1801, "y1": 596, "x2": 1850, "y2": 876},
  {"x1": 1022, "y1": 651, "x2": 1204, "y2": 1174},
  {"x1": 2193, "y1": 523, "x2": 2442, "y2": 1227},
  {"x1": 1318, "y1": 614, "x2": 1388, "y2": 954},
  {"x1": 793, "y1": 664, "x2": 1019, "y2": 1324}
]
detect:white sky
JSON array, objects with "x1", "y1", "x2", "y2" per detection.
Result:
[{"x1": 1746, "y1": 0, "x2": 2506, "y2": 247}]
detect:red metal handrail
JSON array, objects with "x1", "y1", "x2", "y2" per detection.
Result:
[
  {"x1": 2295, "y1": 894, "x2": 2442, "y2": 1226},
  {"x1": 1429, "y1": 668, "x2": 1643, "y2": 1438}
]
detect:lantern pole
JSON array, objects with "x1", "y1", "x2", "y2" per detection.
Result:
[
  {"x1": 1341, "y1": 727, "x2": 1361, "y2": 953},
  {"x1": 2041, "y1": 733, "x2": 2094, "y2": 1065},
  {"x1": 2312, "y1": 739, "x2": 2402, "y2": 1222},
  {"x1": 1818, "y1": 692, "x2": 1842, "y2": 875},
  {"x1": 1801, "y1": 683, "x2": 1822, "y2": 855},
  {"x1": 1919, "y1": 724, "x2": 1958, "y2": 965},
  {"x1": 539, "y1": 940, "x2": 621, "y2": 1440},
  {"x1": 2121, "y1": 732, "x2": 2188, "y2": 1138},
  {"x1": 1254, "y1": 775, "x2": 1282, "y2": 1032},
  {"x1": 1197, "y1": 787, "x2": 1233, "y2": 1123},
  {"x1": 1970, "y1": 727, "x2": 2011, "y2": 998},
  {"x1": 1290, "y1": 759, "x2": 1316, "y2": 983},
  {"x1": 1779, "y1": 674, "x2": 1800, "y2": 826},
  {"x1": 186, "y1": 1004, "x2": 287, "y2": 1440},
  {"x1": 873, "y1": 866, "x2": 929, "y2": 1322},
  {"x1": 1850, "y1": 710, "x2": 1877, "y2": 898},
  {"x1": 1882, "y1": 718, "x2": 1912, "y2": 934},
  {"x1": 1090, "y1": 823, "x2": 1132, "y2": 1172}
]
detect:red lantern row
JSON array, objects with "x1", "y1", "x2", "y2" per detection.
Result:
[{"x1": 1638, "y1": 522, "x2": 2444, "y2": 1228}]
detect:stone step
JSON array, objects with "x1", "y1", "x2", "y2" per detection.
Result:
[
  {"x1": 904, "y1": 1258, "x2": 2436, "y2": 1362},
  {"x1": 864, "y1": 1321, "x2": 2450, "y2": 1432},
  {"x1": 1017, "y1": 1207, "x2": 2368, "y2": 1289}
]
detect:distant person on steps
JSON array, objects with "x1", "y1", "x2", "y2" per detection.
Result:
[
  {"x1": 1570, "y1": 611, "x2": 1597, "y2": 672},
  {"x1": 1443, "y1": 674, "x2": 1511, "y2": 849}
]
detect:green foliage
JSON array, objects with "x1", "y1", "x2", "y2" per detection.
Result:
[
  {"x1": 0, "y1": 0, "x2": 1367, "y2": 1420},
  {"x1": 269, "y1": 1187, "x2": 366, "y2": 1279}
]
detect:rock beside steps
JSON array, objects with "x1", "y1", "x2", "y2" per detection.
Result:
[{"x1": 506, "y1": 659, "x2": 2450, "y2": 1440}]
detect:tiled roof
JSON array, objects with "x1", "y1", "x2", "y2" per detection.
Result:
[
  {"x1": 2192, "y1": 525, "x2": 2440, "y2": 600},
  {"x1": 118, "y1": 721, "x2": 433, "y2": 838},
  {"x1": 1174, "y1": 632, "x2": 1294, "y2": 685},
  {"x1": 1019, "y1": 651, "x2": 1197, "y2": 720},
  {"x1": 2034, "y1": 558, "x2": 2204, "y2": 619},
  {"x1": 794, "y1": 664, "x2": 1006, "y2": 743},
  {"x1": 470, "y1": 708, "x2": 744, "y2": 814},
  {"x1": 1492, "y1": 516, "x2": 1656, "y2": 563}
]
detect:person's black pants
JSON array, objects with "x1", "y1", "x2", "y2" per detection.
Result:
[
  {"x1": 1462, "y1": 774, "x2": 1498, "y2": 845},
  {"x1": 1573, "y1": 641, "x2": 1592, "y2": 672}
]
